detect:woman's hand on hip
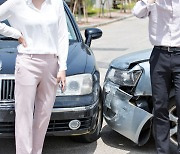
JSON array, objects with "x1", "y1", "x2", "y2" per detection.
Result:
[
  {"x1": 57, "y1": 70, "x2": 66, "y2": 92},
  {"x1": 18, "y1": 36, "x2": 27, "y2": 47}
]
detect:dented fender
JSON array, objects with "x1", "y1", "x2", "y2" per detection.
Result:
[{"x1": 103, "y1": 82, "x2": 153, "y2": 145}]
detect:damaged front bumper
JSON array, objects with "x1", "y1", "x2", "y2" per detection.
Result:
[{"x1": 103, "y1": 81, "x2": 153, "y2": 145}]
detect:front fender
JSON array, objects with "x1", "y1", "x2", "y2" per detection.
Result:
[{"x1": 103, "y1": 81, "x2": 153, "y2": 145}]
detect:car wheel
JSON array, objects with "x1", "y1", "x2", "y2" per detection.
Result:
[
  {"x1": 72, "y1": 94, "x2": 103, "y2": 143},
  {"x1": 169, "y1": 98, "x2": 178, "y2": 148},
  {"x1": 152, "y1": 97, "x2": 177, "y2": 151}
]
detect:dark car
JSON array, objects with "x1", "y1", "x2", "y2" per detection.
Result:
[
  {"x1": 0, "y1": 1, "x2": 103, "y2": 143},
  {"x1": 103, "y1": 49, "x2": 177, "y2": 149}
]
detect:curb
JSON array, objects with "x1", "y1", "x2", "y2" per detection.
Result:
[{"x1": 79, "y1": 14, "x2": 134, "y2": 31}]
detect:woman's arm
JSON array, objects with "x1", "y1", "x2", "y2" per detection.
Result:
[
  {"x1": 132, "y1": 0, "x2": 155, "y2": 18},
  {"x1": 0, "y1": 0, "x2": 22, "y2": 39},
  {"x1": 57, "y1": 0, "x2": 69, "y2": 72},
  {"x1": 56, "y1": 0, "x2": 69, "y2": 90},
  {"x1": 0, "y1": 23, "x2": 22, "y2": 38}
]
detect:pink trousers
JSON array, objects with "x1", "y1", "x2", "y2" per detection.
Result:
[{"x1": 15, "y1": 54, "x2": 58, "y2": 154}]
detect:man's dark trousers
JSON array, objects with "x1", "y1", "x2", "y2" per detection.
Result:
[{"x1": 150, "y1": 46, "x2": 180, "y2": 154}]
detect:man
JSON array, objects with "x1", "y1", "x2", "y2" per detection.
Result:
[{"x1": 133, "y1": 0, "x2": 180, "y2": 154}]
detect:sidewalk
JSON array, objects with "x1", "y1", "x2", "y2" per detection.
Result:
[{"x1": 77, "y1": 10, "x2": 134, "y2": 31}]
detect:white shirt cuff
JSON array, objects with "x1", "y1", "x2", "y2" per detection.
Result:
[
  {"x1": 58, "y1": 62, "x2": 67, "y2": 71},
  {"x1": 13, "y1": 29, "x2": 22, "y2": 39}
]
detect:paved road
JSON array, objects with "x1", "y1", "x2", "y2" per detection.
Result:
[{"x1": 0, "y1": 17, "x2": 156, "y2": 154}]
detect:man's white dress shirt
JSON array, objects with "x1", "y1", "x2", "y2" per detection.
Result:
[
  {"x1": 0, "y1": 0, "x2": 69, "y2": 71},
  {"x1": 133, "y1": 0, "x2": 180, "y2": 47}
]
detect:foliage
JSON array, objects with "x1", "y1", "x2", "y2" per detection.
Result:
[
  {"x1": 117, "y1": 1, "x2": 136, "y2": 10},
  {"x1": 87, "y1": 8, "x2": 100, "y2": 16}
]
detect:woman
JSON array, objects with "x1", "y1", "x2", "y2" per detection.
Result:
[{"x1": 0, "y1": 0, "x2": 69, "y2": 153}]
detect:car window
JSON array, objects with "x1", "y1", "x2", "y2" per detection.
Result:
[{"x1": 65, "y1": 13, "x2": 77, "y2": 41}]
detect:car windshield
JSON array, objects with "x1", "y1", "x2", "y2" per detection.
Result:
[
  {"x1": 0, "y1": 1, "x2": 77, "y2": 41},
  {"x1": 65, "y1": 13, "x2": 77, "y2": 41}
]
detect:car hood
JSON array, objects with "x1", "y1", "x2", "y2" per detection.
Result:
[
  {"x1": 66, "y1": 42, "x2": 91, "y2": 76},
  {"x1": 110, "y1": 49, "x2": 152, "y2": 69},
  {"x1": 0, "y1": 40, "x2": 88, "y2": 75},
  {"x1": 0, "y1": 40, "x2": 18, "y2": 74}
]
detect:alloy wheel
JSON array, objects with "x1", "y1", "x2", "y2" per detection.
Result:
[{"x1": 169, "y1": 105, "x2": 178, "y2": 146}]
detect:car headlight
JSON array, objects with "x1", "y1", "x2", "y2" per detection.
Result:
[
  {"x1": 56, "y1": 74, "x2": 93, "y2": 96},
  {"x1": 106, "y1": 65, "x2": 142, "y2": 86}
]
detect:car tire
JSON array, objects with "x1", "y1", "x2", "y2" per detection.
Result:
[
  {"x1": 152, "y1": 97, "x2": 177, "y2": 152},
  {"x1": 168, "y1": 97, "x2": 178, "y2": 152},
  {"x1": 72, "y1": 91, "x2": 103, "y2": 143}
]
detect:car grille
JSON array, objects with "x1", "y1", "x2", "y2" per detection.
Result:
[
  {"x1": 0, "y1": 79, "x2": 15, "y2": 102},
  {"x1": 0, "y1": 118, "x2": 92, "y2": 134}
]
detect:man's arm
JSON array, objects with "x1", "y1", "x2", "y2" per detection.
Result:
[{"x1": 132, "y1": 0, "x2": 155, "y2": 18}]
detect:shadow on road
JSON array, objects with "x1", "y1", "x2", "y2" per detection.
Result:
[
  {"x1": 43, "y1": 136, "x2": 97, "y2": 154},
  {"x1": 100, "y1": 125, "x2": 156, "y2": 154},
  {"x1": 0, "y1": 136, "x2": 97, "y2": 154}
]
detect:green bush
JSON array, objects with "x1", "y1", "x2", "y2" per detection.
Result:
[
  {"x1": 87, "y1": 8, "x2": 100, "y2": 16},
  {"x1": 117, "y1": 1, "x2": 136, "y2": 10}
]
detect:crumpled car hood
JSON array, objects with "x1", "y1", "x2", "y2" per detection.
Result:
[{"x1": 110, "y1": 49, "x2": 152, "y2": 69}]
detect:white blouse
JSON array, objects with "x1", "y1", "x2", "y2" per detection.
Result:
[{"x1": 0, "y1": 0, "x2": 69, "y2": 71}]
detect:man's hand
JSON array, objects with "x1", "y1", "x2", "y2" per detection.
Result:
[
  {"x1": 18, "y1": 36, "x2": 27, "y2": 47},
  {"x1": 148, "y1": 0, "x2": 155, "y2": 4},
  {"x1": 57, "y1": 70, "x2": 66, "y2": 92}
]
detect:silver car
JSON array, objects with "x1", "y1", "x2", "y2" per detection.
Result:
[{"x1": 103, "y1": 49, "x2": 177, "y2": 148}]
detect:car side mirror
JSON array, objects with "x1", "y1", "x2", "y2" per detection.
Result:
[{"x1": 85, "y1": 28, "x2": 102, "y2": 47}]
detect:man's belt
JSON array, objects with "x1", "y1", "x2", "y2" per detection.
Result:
[{"x1": 155, "y1": 46, "x2": 180, "y2": 52}]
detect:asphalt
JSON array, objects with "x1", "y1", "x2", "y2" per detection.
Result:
[{"x1": 77, "y1": 10, "x2": 134, "y2": 31}]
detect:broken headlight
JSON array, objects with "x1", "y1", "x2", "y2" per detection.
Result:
[{"x1": 106, "y1": 65, "x2": 142, "y2": 86}]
